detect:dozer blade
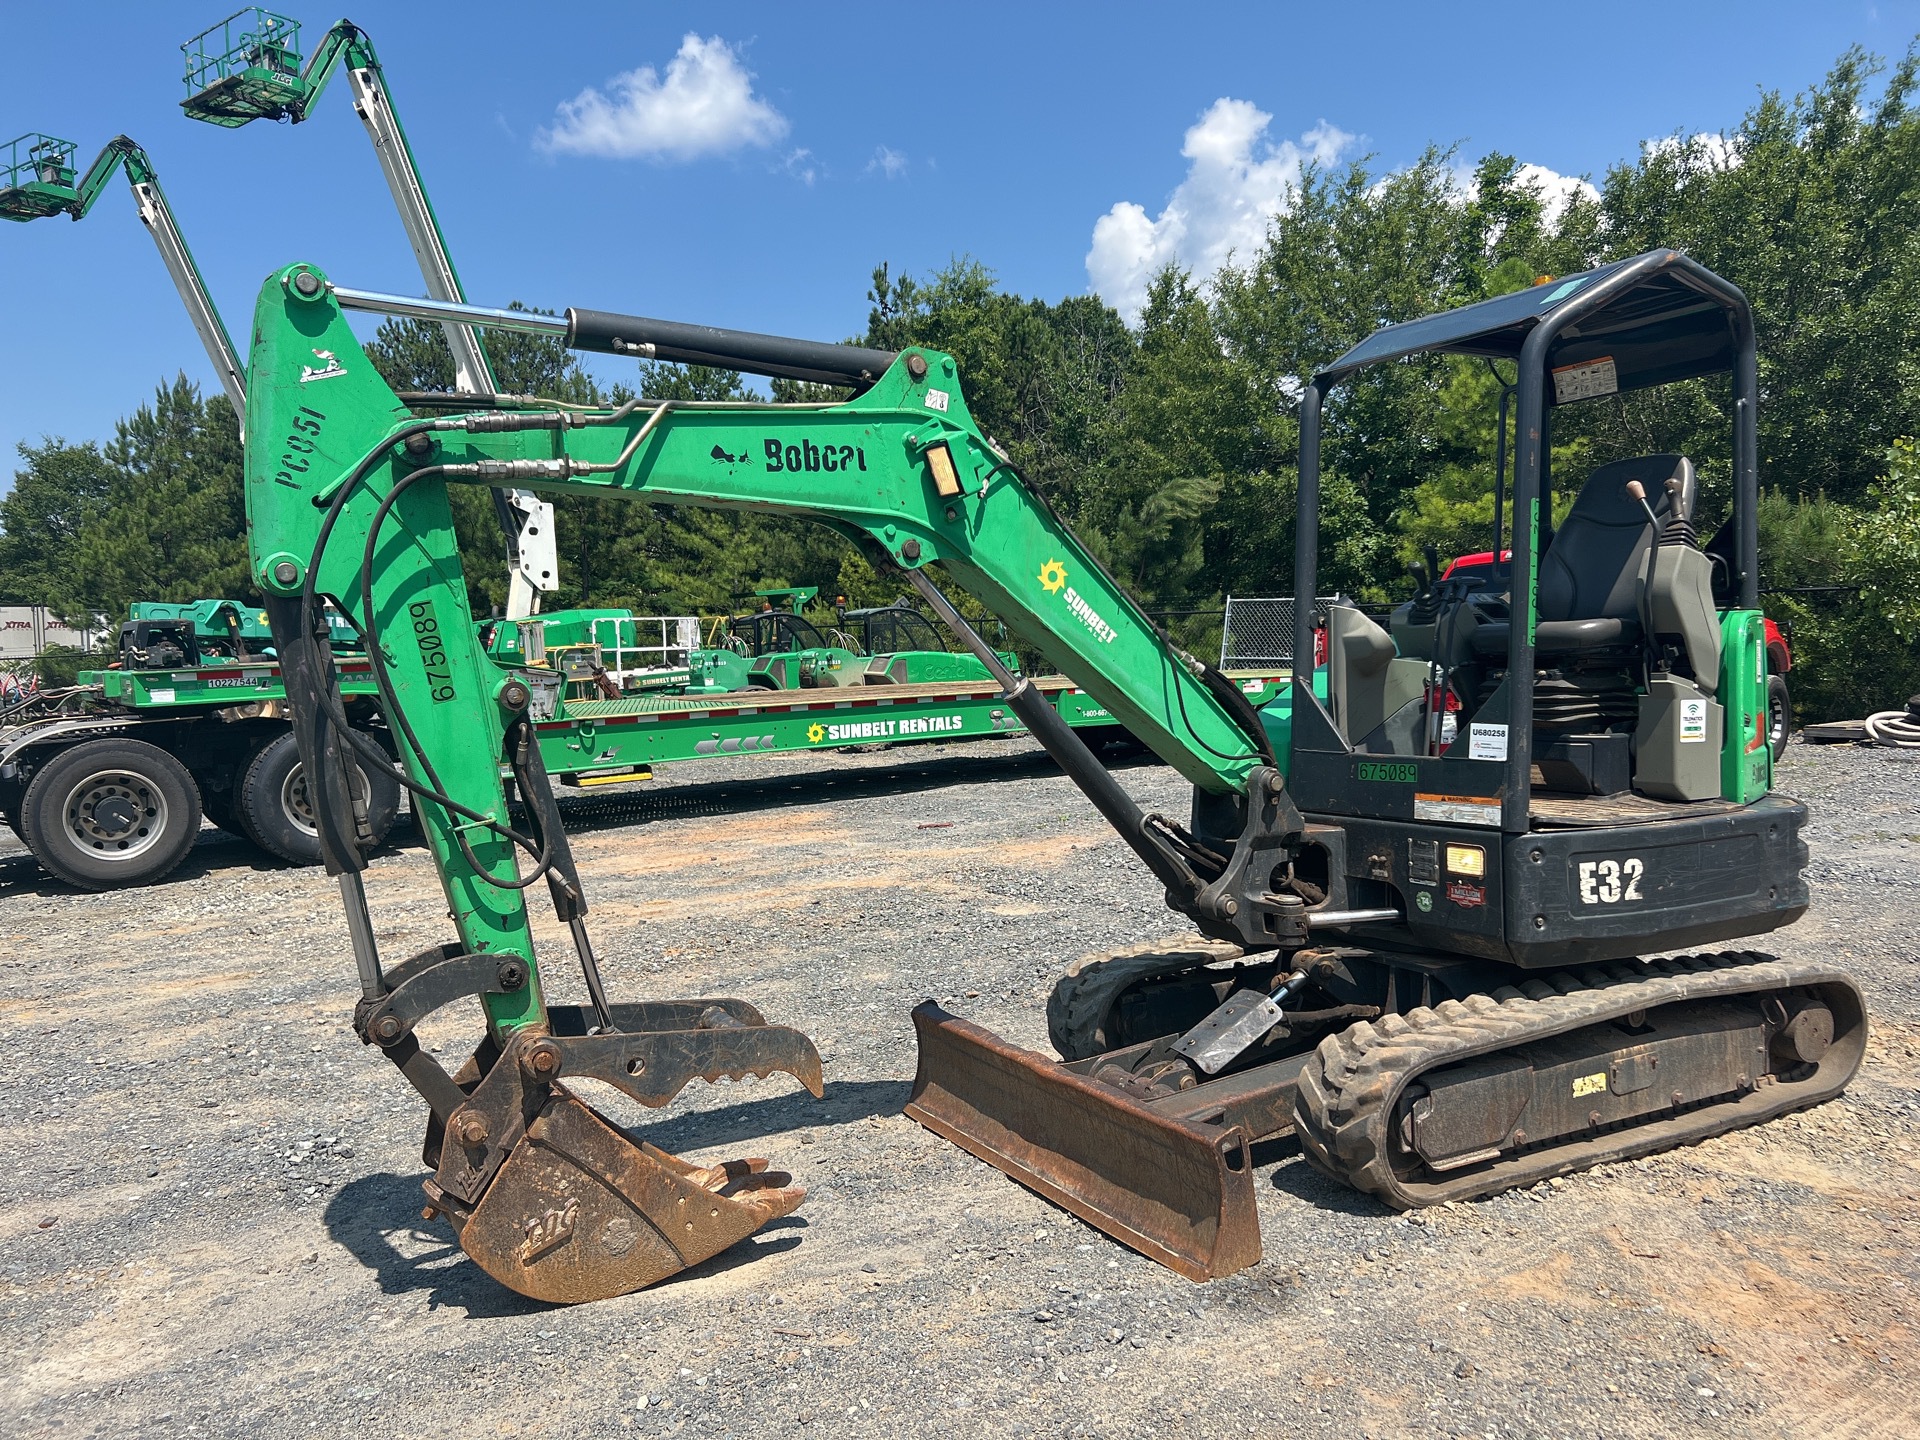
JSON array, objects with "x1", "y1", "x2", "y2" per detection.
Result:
[
  {"x1": 454, "y1": 1088, "x2": 805, "y2": 1304},
  {"x1": 905, "y1": 1002, "x2": 1262, "y2": 1282}
]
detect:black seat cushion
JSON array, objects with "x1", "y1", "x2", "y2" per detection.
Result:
[
  {"x1": 1471, "y1": 616, "x2": 1643, "y2": 658},
  {"x1": 1538, "y1": 454, "x2": 1695, "y2": 625}
]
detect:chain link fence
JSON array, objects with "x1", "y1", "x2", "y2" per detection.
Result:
[
  {"x1": 1142, "y1": 608, "x2": 1227, "y2": 663},
  {"x1": 1219, "y1": 597, "x2": 1296, "y2": 669}
]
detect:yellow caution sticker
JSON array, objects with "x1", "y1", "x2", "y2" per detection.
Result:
[{"x1": 1571, "y1": 1071, "x2": 1608, "y2": 1098}]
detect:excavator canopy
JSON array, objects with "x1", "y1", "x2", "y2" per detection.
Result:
[{"x1": 1319, "y1": 249, "x2": 1744, "y2": 395}]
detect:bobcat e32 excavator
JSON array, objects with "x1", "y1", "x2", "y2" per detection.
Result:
[{"x1": 243, "y1": 249, "x2": 1863, "y2": 1301}]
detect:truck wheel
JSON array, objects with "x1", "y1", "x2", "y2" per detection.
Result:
[
  {"x1": 20, "y1": 738, "x2": 204, "y2": 890},
  {"x1": 1, "y1": 775, "x2": 25, "y2": 845},
  {"x1": 198, "y1": 769, "x2": 248, "y2": 837},
  {"x1": 1767, "y1": 675, "x2": 1793, "y2": 761},
  {"x1": 237, "y1": 731, "x2": 400, "y2": 865}
]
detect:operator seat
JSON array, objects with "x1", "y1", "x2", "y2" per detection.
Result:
[
  {"x1": 1537, "y1": 454, "x2": 1695, "y2": 651},
  {"x1": 1471, "y1": 453, "x2": 1695, "y2": 659}
]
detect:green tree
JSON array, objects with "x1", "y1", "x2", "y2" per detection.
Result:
[
  {"x1": 0, "y1": 438, "x2": 115, "y2": 608},
  {"x1": 62, "y1": 376, "x2": 249, "y2": 623},
  {"x1": 1212, "y1": 153, "x2": 1595, "y2": 600},
  {"x1": 1086, "y1": 269, "x2": 1256, "y2": 602},
  {"x1": 1596, "y1": 47, "x2": 1920, "y2": 504}
]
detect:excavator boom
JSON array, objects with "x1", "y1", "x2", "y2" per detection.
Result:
[{"x1": 241, "y1": 264, "x2": 1296, "y2": 1298}]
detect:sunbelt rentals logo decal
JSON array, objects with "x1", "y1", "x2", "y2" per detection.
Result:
[
  {"x1": 807, "y1": 714, "x2": 966, "y2": 744},
  {"x1": 1037, "y1": 558, "x2": 1117, "y2": 644}
]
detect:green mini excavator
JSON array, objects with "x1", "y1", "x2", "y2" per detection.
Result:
[{"x1": 242, "y1": 251, "x2": 1863, "y2": 1301}]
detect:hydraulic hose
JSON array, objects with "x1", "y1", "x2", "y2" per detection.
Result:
[{"x1": 291, "y1": 394, "x2": 672, "y2": 886}]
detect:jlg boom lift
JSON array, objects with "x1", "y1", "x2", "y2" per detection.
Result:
[
  {"x1": 244, "y1": 251, "x2": 1863, "y2": 1301},
  {"x1": 0, "y1": 132, "x2": 245, "y2": 418},
  {"x1": 180, "y1": 7, "x2": 556, "y2": 619}
]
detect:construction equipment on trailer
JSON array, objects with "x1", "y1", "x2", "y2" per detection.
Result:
[
  {"x1": 481, "y1": 610, "x2": 713, "y2": 698},
  {"x1": 0, "y1": 133, "x2": 244, "y2": 416},
  {"x1": 125, "y1": 600, "x2": 275, "y2": 662},
  {"x1": 719, "y1": 588, "x2": 1015, "y2": 689},
  {"x1": 236, "y1": 249, "x2": 1859, "y2": 1302},
  {"x1": 181, "y1": 7, "x2": 556, "y2": 619},
  {"x1": 0, "y1": 598, "x2": 1193, "y2": 889},
  {"x1": 719, "y1": 601, "x2": 864, "y2": 690},
  {"x1": 840, "y1": 599, "x2": 1022, "y2": 686}
]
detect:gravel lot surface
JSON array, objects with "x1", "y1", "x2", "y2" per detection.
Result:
[{"x1": 2, "y1": 737, "x2": 1916, "y2": 1439}]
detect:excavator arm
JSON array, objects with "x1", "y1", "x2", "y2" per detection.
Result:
[{"x1": 241, "y1": 264, "x2": 1307, "y2": 1299}]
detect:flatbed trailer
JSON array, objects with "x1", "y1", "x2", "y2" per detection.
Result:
[{"x1": 2, "y1": 656, "x2": 1286, "y2": 885}]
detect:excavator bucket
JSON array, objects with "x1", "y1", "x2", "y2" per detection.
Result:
[
  {"x1": 412, "y1": 997, "x2": 824, "y2": 1305},
  {"x1": 905, "y1": 1003, "x2": 1262, "y2": 1282},
  {"x1": 453, "y1": 1089, "x2": 806, "y2": 1304}
]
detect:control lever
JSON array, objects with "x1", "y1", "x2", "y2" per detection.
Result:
[{"x1": 1626, "y1": 479, "x2": 1665, "y2": 670}]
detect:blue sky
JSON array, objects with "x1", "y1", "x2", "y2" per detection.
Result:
[{"x1": 3, "y1": 0, "x2": 1916, "y2": 491}]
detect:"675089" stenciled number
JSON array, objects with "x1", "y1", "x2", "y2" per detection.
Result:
[
  {"x1": 408, "y1": 599, "x2": 458, "y2": 704},
  {"x1": 1577, "y1": 857, "x2": 1644, "y2": 904}
]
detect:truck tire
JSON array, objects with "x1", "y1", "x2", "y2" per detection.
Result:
[
  {"x1": 1, "y1": 775, "x2": 25, "y2": 845},
  {"x1": 236, "y1": 731, "x2": 401, "y2": 865},
  {"x1": 1767, "y1": 674, "x2": 1792, "y2": 761},
  {"x1": 198, "y1": 768, "x2": 248, "y2": 837},
  {"x1": 20, "y1": 738, "x2": 204, "y2": 890}
]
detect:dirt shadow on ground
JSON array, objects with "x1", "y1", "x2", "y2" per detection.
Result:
[
  {"x1": 0, "y1": 833, "x2": 304, "y2": 900},
  {"x1": 1265, "y1": 1148, "x2": 1398, "y2": 1216},
  {"x1": 323, "y1": 1173, "x2": 555, "y2": 1317},
  {"x1": 639, "y1": 1078, "x2": 912, "y2": 1154}
]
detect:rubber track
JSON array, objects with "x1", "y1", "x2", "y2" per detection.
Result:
[
  {"x1": 1293, "y1": 950, "x2": 1866, "y2": 1209},
  {"x1": 1046, "y1": 933, "x2": 1245, "y2": 1060}
]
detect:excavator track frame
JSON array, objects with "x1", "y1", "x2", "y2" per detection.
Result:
[{"x1": 1294, "y1": 950, "x2": 1865, "y2": 1206}]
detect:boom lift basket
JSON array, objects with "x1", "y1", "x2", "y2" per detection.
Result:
[
  {"x1": 0, "y1": 134, "x2": 80, "y2": 220},
  {"x1": 180, "y1": 8, "x2": 306, "y2": 125}
]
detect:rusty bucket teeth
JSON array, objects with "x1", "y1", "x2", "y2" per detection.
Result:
[
  {"x1": 904, "y1": 1001, "x2": 1262, "y2": 1282},
  {"x1": 455, "y1": 1091, "x2": 805, "y2": 1304}
]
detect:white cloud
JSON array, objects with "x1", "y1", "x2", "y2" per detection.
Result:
[
  {"x1": 1514, "y1": 162, "x2": 1600, "y2": 227},
  {"x1": 1087, "y1": 99, "x2": 1355, "y2": 323},
  {"x1": 537, "y1": 34, "x2": 787, "y2": 161},
  {"x1": 1645, "y1": 132, "x2": 1742, "y2": 171},
  {"x1": 783, "y1": 148, "x2": 818, "y2": 185},
  {"x1": 868, "y1": 145, "x2": 908, "y2": 180}
]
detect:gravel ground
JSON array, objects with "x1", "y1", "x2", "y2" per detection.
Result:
[{"x1": 2, "y1": 736, "x2": 1917, "y2": 1439}]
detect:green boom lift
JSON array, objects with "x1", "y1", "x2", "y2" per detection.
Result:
[
  {"x1": 180, "y1": 7, "x2": 557, "y2": 618},
  {"x1": 0, "y1": 133, "x2": 245, "y2": 417},
  {"x1": 241, "y1": 253, "x2": 1863, "y2": 1303}
]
